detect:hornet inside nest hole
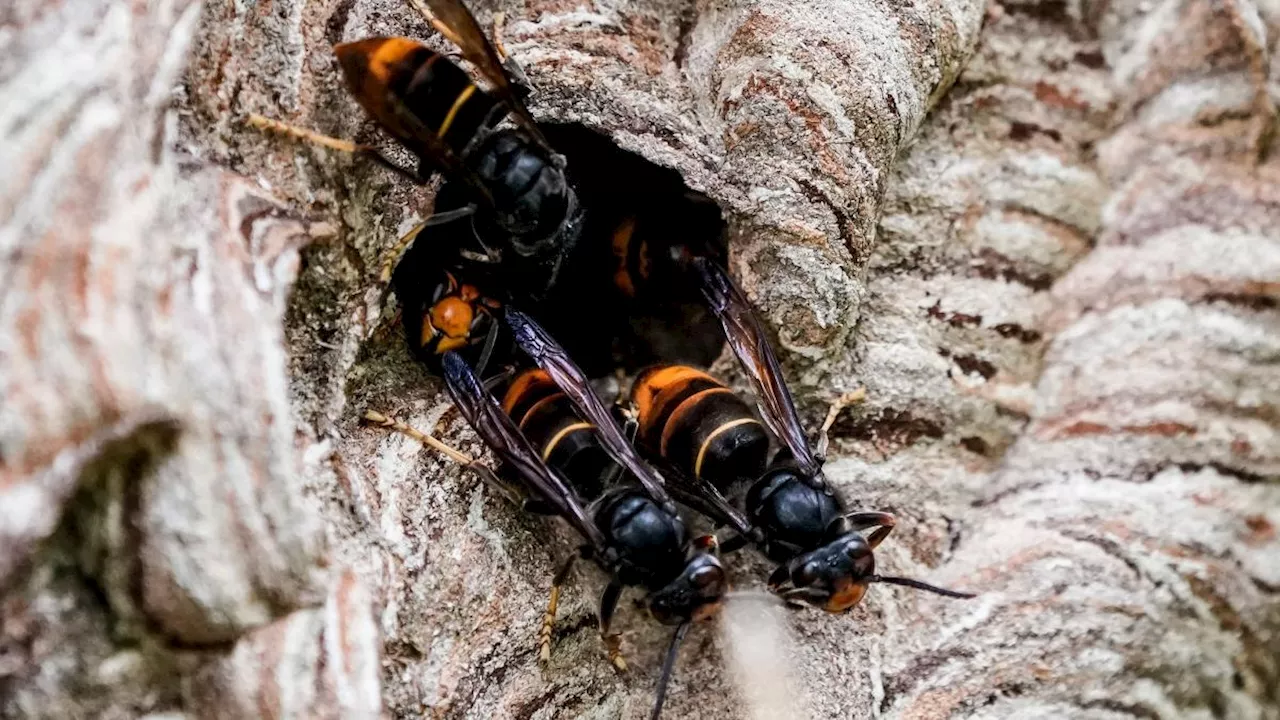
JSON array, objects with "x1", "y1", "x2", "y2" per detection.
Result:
[{"x1": 388, "y1": 121, "x2": 731, "y2": 381}]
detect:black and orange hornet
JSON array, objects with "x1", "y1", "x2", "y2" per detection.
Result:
[
  {"x1": 251, "y1": 0, "x2": 583, "y2": 372},
  {"x1": 625, "y1": 258, "x2": 977, "y2": 612}
]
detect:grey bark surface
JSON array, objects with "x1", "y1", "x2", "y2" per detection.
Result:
[{"x1": 2, "y1": 0, "x2": 1278, "y2": 719}]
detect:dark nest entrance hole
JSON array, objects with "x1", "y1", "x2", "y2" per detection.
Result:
[{"x1": 535, "y1": 123, "x2": 727, "y2": 379}]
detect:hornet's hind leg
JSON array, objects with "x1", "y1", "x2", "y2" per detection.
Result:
[
  {"x1": 537, "y1": 544, "x2": 629, "y2": 672},
  {"x1": 246, "y1": 114, "x2": 425, "y2": 185},
  {"x1": 362, "y1": 410, "x2": 532, "y2": 508},
  {"x1": 538, "y1": 552, "x2": 580, "y2": 667},
  {"x1": 404, "y1": 0, "x2": 464, "y2": 47},
  {"x1": 489, "y1": 12, "x2": 535, "y2": 98}
]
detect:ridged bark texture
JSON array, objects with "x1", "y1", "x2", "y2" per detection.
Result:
[{"x1": 2, "y1": 0, "x2": 1277, "y2": 718}]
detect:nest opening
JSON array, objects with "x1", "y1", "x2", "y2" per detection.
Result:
[{"x1": 537, "y1": 123, "x2": 728, "y2": 378}]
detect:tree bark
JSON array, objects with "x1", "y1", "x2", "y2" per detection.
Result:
[{"x1": 3, "y1": 0, "x2": 1277, "y2": 718}]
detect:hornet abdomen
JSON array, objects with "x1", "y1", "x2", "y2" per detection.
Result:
[
  {"x1": 630, "y1": 365, "x2": 769, "y2": 490},
  {"x1": 502, "y1": 369, "x2": 611, "y2": 501},
  {"x1": 336, "y1": 38, "x2": 502, "y2": 159}
]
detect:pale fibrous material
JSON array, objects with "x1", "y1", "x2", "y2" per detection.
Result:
[
  {"x1": 720, "y1": 593, "x2": 811, "y2": 720},
  {"x1": 3, "y1": 0, "x2": 1279, "y2": 717}
]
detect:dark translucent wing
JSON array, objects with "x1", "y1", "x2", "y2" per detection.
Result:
[
  {"x1": 504, "y1": 308, "x2": 677, "y2": 513},
  {"x1": 650, "y1": 457, "x2": 757, "y2": 542},
  {"x1": 334, "y1": 38, "x2": 493, "y2": 201},
  {"x1": 421, "y1": 0, "x2": 551, "y2": 148},
  {"x1": 441, "y1": 352, "x2": 609, "y2": 550},
  {"x1": 384, "y1": 90, "x2": 495, "y2": 205},
  {"x1": 692, "y1": 258, "x2": 826, "y2": 488}
]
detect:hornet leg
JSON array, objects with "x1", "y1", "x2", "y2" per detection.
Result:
[
  {"x1": 490, "y1": 12, "x2": 535, "y2": 97},
  {"x1": 378, "y1": 221, "x2": 424, "y2": 287},
  {"x1": 473, "y1": 319, "x2": 501, "y2": 378},
  {"x1": 378, "y1": 205, "x2": 478, "y2": 284},
  {"x1": 405, "y1": 0, "x2": 464, "y2": 48},
  {"x1": 491, "y1": 11, "x2": 511, "y2": 61},
  {"x1": 598, "y1": 580, "x2": 628, "y2": 672},
  {"x1": 481, "y1": 364, "x2": 518, "y2": 393},
  {"x1": 717, "y1": 534, "x2": 751, "y2": 554},
  {"x1": 362, "y1": 410, "x2": 527, "y2": 507},
  {"x1": 246, "y1": 114, "x2": 424, "y2": 185},
  {"x1": 766, "y1": 564, "x2": 790, "y2": 592},
  {"x1": 843, "y1": 511, "x2": 896, "y2": 549},
  {"x1": 538, "y1": 553, "x2": 579, "y2": 667},
  {"x1": 766, "y1": 566, "x2": 822, "y2": 609},
  {"x1": 815, "y1": 388, "x2": 867, "y2": 462},
  {"x1": 595, "y1": 402, "x2": 639, "y2": 488}
]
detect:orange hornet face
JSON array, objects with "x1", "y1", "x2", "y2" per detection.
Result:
[
  {"x1": 424, "y1": 296, "x2": 475, "y2": 353},
  {"x1": 772, "y1": 534, "x2": 876, "y2": 613},
  {"x1": 420, "y1": 274, "x2": 498, "y2": 355},
  {"x1": 824, "y1": 578, "x2": 869, "y2": 613}
]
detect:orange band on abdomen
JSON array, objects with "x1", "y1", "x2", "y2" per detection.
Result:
[
  {"x1": 517, "y1": 391, "x2": 566, "y2": 431},
  {"x1": 632, "y1": 365, "x2": 719, "y2": 440},
  {"x1": 659, "y1": 387, "x2": 735, "y2": 458}
]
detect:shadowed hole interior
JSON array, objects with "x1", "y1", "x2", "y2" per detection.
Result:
[{"x1": 536, "y1": 123, "x2": 727, "y2": 378}]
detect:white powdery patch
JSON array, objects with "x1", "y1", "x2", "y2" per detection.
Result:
[{"x1": 720, "y1": 594, "x2": 813, "y2": 720}]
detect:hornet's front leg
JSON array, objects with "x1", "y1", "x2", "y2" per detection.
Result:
[
  {"x1": 843, "y1": 511, "x2": 896, "y2": 549},
  {"x1": 815, "y1": 388, "x2": 866, "y2": 463},
  {"x1": 597, "y1": 580, "x2": 628, "y2": 672}
]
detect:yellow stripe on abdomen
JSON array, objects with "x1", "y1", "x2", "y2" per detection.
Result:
[
  {"x1": 694, "y1": 418, "x2": 762, "y2": 479},
  {"x1": 437, "y1": 83, "x2": 477, "y2": 139},
  {"x1": 632, "y1": 365, "x2": 720, "y2": 440},
  {"x1": 541, "y1": 422, "x2": 593, "y2": 462}
]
